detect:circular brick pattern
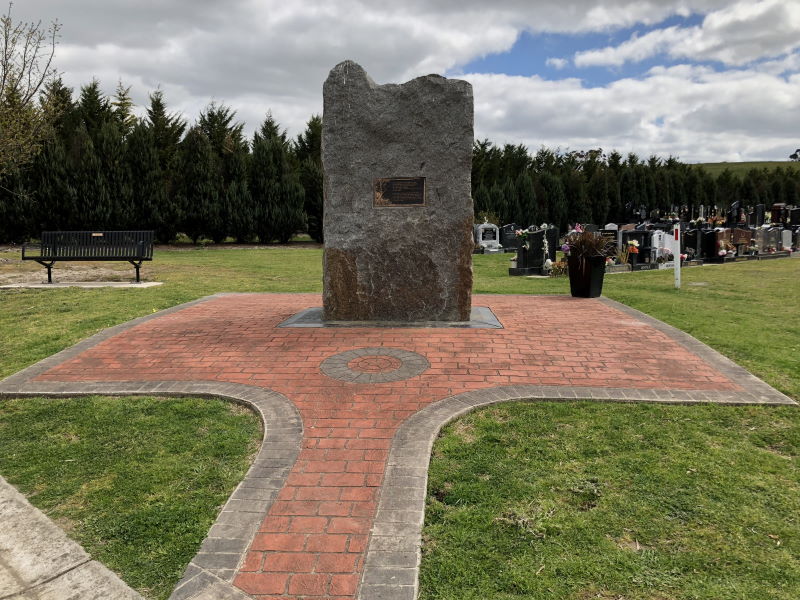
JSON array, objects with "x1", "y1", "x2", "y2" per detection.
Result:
[
  {"x1": 321, "y1": 347, "x2": 429, "y2": 383},
  {"x1": 348, "y1": 355, "x2": 403, "y2": 373}
]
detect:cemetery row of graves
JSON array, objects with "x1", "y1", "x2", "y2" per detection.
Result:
[{"x1": 474, "y1": 202, "x2": 800, "y2": 276}]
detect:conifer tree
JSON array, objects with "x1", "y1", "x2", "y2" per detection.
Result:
[
  {"x1": 68, "y1": 123, "x2": 110, "y2": 228},
  {"x1": 605, "y1": 168, "x2": 621, "y2": 222},
  {"x1": 588, "y1": 169, "x2": 609, "y2": 225},
  {"x1": 294, "y1": 115, "x2": 323, "y2": 241},
  {"x1": 540, "y1": 171, "x2": 567, "y2": 232},
  {"x1": 29, "y1": 134, "x2": 74, "y2": 231},
  {"x1": 76, "y1": 80, "x2": 113, "y2": 140},
  {"x1": 95, "y1": 119, "x2": 131, "y2": 227},
  {"x1": 111, "y1": 81, "x2": 137, "y2": 137},
  {"x1": 565, "y1": 169, "x2": 591, "y2": 224},
  {"x1": 145, "y1": 90, "x2": 186, "y2": 219},
  {"x1": 176, "y1": 126, "x2": 218, "y2": 243},
  {"x1": 472, "y1": 184, "x2": 490, "y2": 217},
  {"x1": 198, "y1": 102, "x2": 247, "y2": 242},
  {"x1": 489, "y1": 183, "x2": 506, "y2": 224},
  {"x1": 299, "y1": 158, "x2": 323, "y2": 243},
  {"x1": 0, "y1": 169, "x2": 33, "y2": 242},
  {"x1": 501, "y1": 177, "x2": 517, "y2": 224},
  {"x1": 251, "y1": 115, "x2": 305, "y2": 243},
  {"x1": 294, "y1": 115, "x2": 321, "y2": 166},
  {"x1": 514, "y1": 172, "x2": 537, "y2": 227},
  {"x1": 225, "y1": 147, "x2": 253, "y2": 242},
  {"x1": 126, "y1": 122, "x2": 166, "y2": 234}
]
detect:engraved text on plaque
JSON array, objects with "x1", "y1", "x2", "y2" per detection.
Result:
[{"x1": 373, "y1": 177, "x2": 426, "y2": 207}]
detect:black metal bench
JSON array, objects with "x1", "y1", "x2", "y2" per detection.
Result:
[{"x1": 22, "y1": 231, "x2": 154, "y2": 283}]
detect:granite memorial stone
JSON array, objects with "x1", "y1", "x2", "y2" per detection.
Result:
[{"x1": 321, "y1": 61, "x2": 474, "y2": 321}]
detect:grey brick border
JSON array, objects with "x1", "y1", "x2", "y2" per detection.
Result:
[{"x1": 320, "y1": 348, "x2": 430, "y2": 384}]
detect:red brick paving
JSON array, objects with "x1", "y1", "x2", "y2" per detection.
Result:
[{"x1": 34, "y1": 293, "x2": 741, "y2": 599}]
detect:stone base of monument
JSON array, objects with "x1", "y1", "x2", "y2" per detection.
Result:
[{"x1": 277, "y1": 306, "x2": 503, "y2": 329}]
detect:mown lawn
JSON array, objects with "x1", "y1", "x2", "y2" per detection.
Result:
[
  {"x1": 421, "y1": 402, "x2": 799, "y2": 600},
  {"x1": 0, "y1": 395, "x2": 260, "y2": 599}
]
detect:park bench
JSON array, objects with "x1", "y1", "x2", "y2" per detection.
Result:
[{"x1": 22, "y1": 231, "x2": 154, "y2": 283}]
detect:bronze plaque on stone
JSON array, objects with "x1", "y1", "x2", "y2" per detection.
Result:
[{"x1": 373, "y1": 177, "x2": 425, "y2": 207}]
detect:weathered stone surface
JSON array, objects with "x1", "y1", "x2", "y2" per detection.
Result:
[{"x1": 322, "y1": 60, "x2": 473, "y2": 322}]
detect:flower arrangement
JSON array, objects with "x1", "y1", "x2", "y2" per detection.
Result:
[
  {"x1": 514, "y1": 229, "x2": 529, "y2": 250},
  {"x1": 549, "y1": 260, "x2": 568, "y2": 277},
  {"x1": 679, "y1": 253, "x2": 688, "y2": 261},
  {"x1": 627, "y1": 239, "x2": 640, "y2": 254}
]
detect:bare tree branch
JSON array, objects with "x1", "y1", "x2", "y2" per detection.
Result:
[{"x1": 0, "y1": 2, "x2": 60, "y2": 176}]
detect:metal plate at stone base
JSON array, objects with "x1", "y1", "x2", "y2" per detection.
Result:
[{"x1": 277, "y1": 306, "x2": 503, "y2": 329}]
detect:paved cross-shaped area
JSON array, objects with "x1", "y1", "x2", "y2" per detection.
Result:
[{"x1": 2, "y1": 293, "x2": 793, "y2": 600}]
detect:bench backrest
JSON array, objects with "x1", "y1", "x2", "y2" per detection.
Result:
[{"x1": 40, "y1": 231, "x2": 154, "y2": 259}]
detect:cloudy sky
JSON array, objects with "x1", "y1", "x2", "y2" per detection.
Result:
[{"x1": 16, "y1": 0, "x2": 800, "y2": 163}]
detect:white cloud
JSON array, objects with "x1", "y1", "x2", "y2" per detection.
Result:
[
  {"x1": 575, "y1": 0, "x2": 800, "y2": 67},
  {"x1": 11, "y1": 1, "x2": 799, "y2": 160},
  {"x1": 464, "y1": 65, "x2": 800, "y2": 162},
  {"x1": 546, "y1": 57, "x2": 569, "y2": 69}
]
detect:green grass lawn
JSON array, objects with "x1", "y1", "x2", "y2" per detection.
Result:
[
  {"x1": 0, "y1": 395, "x2": 260, "y2": 599},
  {"x1": 1, "y1": 246, "x2": 798, "y2": 599},
  {"x1": 692, "y1": 161, "x2": 800, "y2": 178},
  {"x1": 421, "y1": 402, "x2": 799, "y2": 600}
]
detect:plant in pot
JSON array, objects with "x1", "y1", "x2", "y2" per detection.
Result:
[
  {"x1": 562, "y1": 230, "x2": 614, "y2": 297},
  {"x1": 627, "y1": 239, "x2": 640, "y2": 266}
]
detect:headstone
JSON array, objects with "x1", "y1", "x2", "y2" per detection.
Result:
[
  {"x1": 781, "y1": 229, "x2": 792, "y2": 250},
  {"x1": 767, "y1": 227, "x2": 781, "y2": 250},
  {"x1": 755, "y1": 228, "x2": 768, "y2": 252},
  {"x1": 604, "y1": 223, "x2": 618, "y2": 231},
  {"x1": 545, "y1": 226, "x2": 559, "y2": 262},
  {"x1": 512, "y1": 229, "x2": 545, "y2": 274},
  {"x1": 500, "y1": 223, "x2": 519, "y2": 250},
  {"x1": 790, "y1": 208, "x2": 800, "y2": 225},
  {"x1": 474, "y1": 222, "x2": 503, "y2": 253},
  {"x1": 321, "y1": 61, "x2": 473, "y2": 321},
  {"x1": 726, "y1": 201, "x2": 740, "y2": 228},
  {"x1": 755, "y1": 204, "x2": 765, "y2": 227},
  {"x1": 771, "y1": 204, "x2": 788, "y2": 225},
  {"x1": 683, "y1": 229, "x2": 702, "y2": 259},
  {"x1": 583, "y1": 224, "x2": 598, "y2": 232}
]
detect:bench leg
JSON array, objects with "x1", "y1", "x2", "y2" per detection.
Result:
[
  {"x1": 130, "y1": 260, "x2": 142, "y2": 283},
  {"x1": 35, "y1": 261, "x2": 55, "y2": 283}
]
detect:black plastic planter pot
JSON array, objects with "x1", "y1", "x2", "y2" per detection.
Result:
[{"x1": 568, "y1": 255, "x2": 606, "y2": 298}]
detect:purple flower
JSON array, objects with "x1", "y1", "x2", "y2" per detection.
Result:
[{"x1": 561, "y1": 244, "x2": 571, "y2": 253}]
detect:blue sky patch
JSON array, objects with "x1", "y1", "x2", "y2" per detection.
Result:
[{"x1": 453, "y1": 13, "x2": 706, "y2": 86}]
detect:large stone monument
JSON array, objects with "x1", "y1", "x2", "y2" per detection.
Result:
[{"x1": 321, "y1": 60, "x2": 474, "y2": 322}]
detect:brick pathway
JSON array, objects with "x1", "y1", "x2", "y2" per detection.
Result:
[{"x1": 3, "y1": 293, "x2": 793, "y2": 600}]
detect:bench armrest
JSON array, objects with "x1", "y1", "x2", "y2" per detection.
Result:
[{"x1": 21, "y1": 243, "x2": 42, "y2": 259}]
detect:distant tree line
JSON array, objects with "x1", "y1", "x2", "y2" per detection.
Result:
[
  {"x1": 2, "y1": 78, "x2": 800, "y2": 244},
  {"x1": 0, "y1": 78, "x2": 323, "y2": 244},
  {"x1": 472, "y1": 143, "x2": 800, "y2": 232}
]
